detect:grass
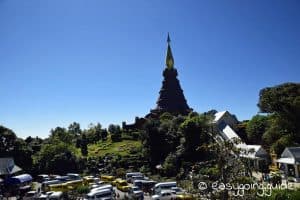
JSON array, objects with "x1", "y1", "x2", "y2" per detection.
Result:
[{"x1": 87, "y1": 139, "x2": 142, "y2": 157}]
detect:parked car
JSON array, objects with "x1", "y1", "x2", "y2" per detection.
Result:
[
  {"x1": 100, "y1": 175, "x2": 115, "y2": 183},
  {"x1": 112, "y1": 178, "x2": 122, "y2": 186},
  {"x1": 42, "y1": 180, "x2": 62, "y2": 191},
  {"x1": 170, "y1": 187, "x2": 185, "y2": 195},
  {"x1": 49, "y1": 183, "x2": 70, "y2": 192},
  {"x1": 84, "y1": 188, "x2": 115, "y2": 200},
  {"x1": 38, "y1": 193, "x2": 50, "y2": 200},
  {"x1": 152, "y1": 182, "x2": 177, "y2": 194},
  {"x1": 116, "y1": 180, "x2": 131, "y2": 192},
  {"x1": 23, "y1": 191, "x2": 39, "y2": 200},
  {"x1": 55, "y1": 176, "x2": 70, "y2": 182},
  {"x1": 151, "y1": 190, "x2": 176, "y2": 200},
  {"x1": 48, "y1": 191, "x2": 64, "y2": 200},
  {"x1": 36, "y1": 175, "x2": 50, "y2": 183},
  {"x1": 37, "y1": 191, "x2": 54, "y2": 200},
  {"x1": 134, "y1": 180, "x2": 156, "y2": 193},
  {"x1": 90, "y1": 184, "x2": 114, "y2": 194},
  {"x1": 66, "y1": 173, "x2": 81, "y2": 180},
  {"x1": 126, "y1": 172, "x2": 143, "y2": 183},
  {"x1": 125, "y1": 186, "x2": 144, "y2": 200},
  {"x1": 65, "y1": 179, "x2": 83, "y2": 189},
  {"x1": 83, "y1": 176, "x2": 97, "y2": 185},
  {"x1": 90, "y1": 181, "x2": 107, "y2": 189}
]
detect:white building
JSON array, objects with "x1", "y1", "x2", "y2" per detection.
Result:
[
  {"x1": 0, "y1": 157, "x2": 21, "y2": 176},
  {"x1": 213, "y1": 111, "x2": 269, "y2": 170},
  {"x1": 276, "y1": 147, "x2": 300, "y2": 182}
]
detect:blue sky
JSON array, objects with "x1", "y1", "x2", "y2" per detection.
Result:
[{"x1": 1, "y1": 0, "x2": 299, "y2": 138}]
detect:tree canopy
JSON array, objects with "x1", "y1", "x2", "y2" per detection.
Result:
[{"x1": 257, "y1": 82, "x2": 300, "y2": 154}]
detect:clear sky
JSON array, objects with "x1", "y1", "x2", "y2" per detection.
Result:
[{"x1": 1, "y1": 0, "x2": 299, "y2": 138}]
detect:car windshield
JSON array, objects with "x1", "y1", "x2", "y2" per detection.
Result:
[
  {"x1": 119, "y1": 182, "x2": 127, "y2": 186},
  {"x1": 173, "y1": 188, "x2": 182, "y2": 192}
]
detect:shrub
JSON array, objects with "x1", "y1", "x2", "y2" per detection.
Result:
[
  {"x1": 76, "y1": 185, "x2": 90, "y2": 194},
  {"x1": 116, "y1": 168, "x2": 126, "y2": 178}
]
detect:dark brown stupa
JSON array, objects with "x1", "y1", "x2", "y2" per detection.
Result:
[{"x1": 150, "y1": 34, "x2": 192, "y2": 116}]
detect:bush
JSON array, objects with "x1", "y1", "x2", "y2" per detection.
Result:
[
  {"x1": 76, "y1": 185, "x2": 90, "y2": 194},
  {"x1": 271, "y1": 174, "x2": 282, "y2": 186},
  {"x1": 111, "y1": 133, "x2": 122, "y2": 142},
  {"x1": 116, "y1": 168, "x2": 126, "y2": 178},
  {"x1": 129, "y1": 146, "x2": 141, "y2": 154},
  {"x1": 162, "y1": 153, "x2": 178, "y2": 177}
]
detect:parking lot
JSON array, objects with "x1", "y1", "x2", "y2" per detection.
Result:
[
  {"x1": 2, "y1": 172, "x2": 195, "y2": 200},
  {"x1": 114, "y1": 186, "x2": 151, "y2": 200}
]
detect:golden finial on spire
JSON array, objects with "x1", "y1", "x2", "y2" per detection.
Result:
[{"x1": 166, "y1": 33, "x2": 174, "y2": 69}]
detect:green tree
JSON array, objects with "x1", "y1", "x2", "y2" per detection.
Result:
[
  {"x1": 258, "y1": 83, "x2": 300, "y2": 141},
  {"x1": 81, "y1": 134, "x2": 88, "y2": 156},
  {"x1": 271, "y1": 135, "x2": 293, "y2": 156},
  {"x1": 101, "y1": 129, "x2": 108, "y2": 141},
  {"x1": 50, "y1": 127, "x2": 74, "y2": 144},
  {"x1": 12, "y1": 138, "x2": 33, "y2": 172},
  {"x1": 246, "y1": 115, "x2": 269, "y2": 144},
  {"x1": 33, "y1": 142, "x2": 79, "y2": 174},
  {"x1": 94, "y1": 123, "x2": 102, "y2": 141},
  {"x1": 108, "y1": 124, "x2": 122, "y2": 142},
  {"x1": 84, "y1": 123, "x2": 103, "y2": 144},
  {"x1": 162, "y1": 153, "x2": 178, "y2": 177},
  {"x1": 142, "y1": 119, "x2": 165, "y2": 167},
  {"x1": 196, "y1": 139, "x2": 255, "y2": 200},
  {"x1": 258, "y1": 82, "x2": 300, "y2": 154},
  {"x1": 0, "y1": 126, "x2": 33, "y2": 172},
  {"x1": 68, "y1": 122, "x2": 82, "y2": 136},
  {"x1": 0, "y1": 125, "x2": 17, "y2": 154},
  {"x1": 180, "y1": 115, "x2": 211, "y2": 161}
]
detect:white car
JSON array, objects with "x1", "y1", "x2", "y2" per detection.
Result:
[
  {"x1": 48, "y1": 191, "x2": 64, "y2": 200},
  {"x1": 126, "y1": 186, "x2": 144, "y2": 200},
  {"x1": 23, "y1": 191, "x2": 39, "y2": 200},
  {"x1": 170, "y1": 187, "x2": 185, "y2": 194},
  {"x1": 37, "y1": 192, "x2": 53, "y2": 200},
  {"x1": 84, "y1": 188, "x2": 115, "y2": 200},
  {"x1": 151, "y1": 190, "x2": 176, "y2": 200}
]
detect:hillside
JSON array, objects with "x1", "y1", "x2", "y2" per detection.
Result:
[{"x1": 87, "y1": 140, "x2": 142, "y2": 157}]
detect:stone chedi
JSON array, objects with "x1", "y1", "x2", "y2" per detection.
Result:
[{"x1": 150, "y1": 34, "x2": 192, "y2": 116}]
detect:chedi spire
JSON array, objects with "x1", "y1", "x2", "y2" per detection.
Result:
[{"x1": 149, "y1": 34, "x2": 192, "y2": 116}]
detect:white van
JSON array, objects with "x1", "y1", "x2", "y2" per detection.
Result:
[
  {"x1": 125, "y1": 172, "x2": 143, "y2": 183},
  {"x1": 90, "y1": 184, "x2": 114, "y2": 194},
  {"x1": 84, "y1": 189, "x2": 115, "y2": 200},
  {"x1": 153, "y1": 182, "x2": 177, "y2": 194}
]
